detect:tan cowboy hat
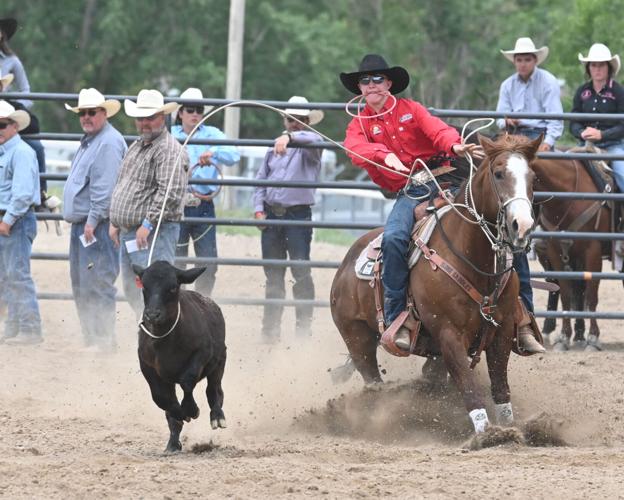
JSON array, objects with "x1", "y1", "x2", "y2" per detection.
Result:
[
  {"x1": 0, "y1": 70, "x2": 14, "y2": 90},
  {"x1": 124, "y1": 89, "x2": 180, "y2": 118},
  {"x1": 501, "y1": 37, "x2": 549, "y2": 65},
  {"x1": 0, "y1": 100, "x2": 30, "y2": 131},
  {"x1": 283, "y1": 96, "x2": 324, "y2": 125},
  {"x1": 178, "y1": 87, "x2": 214, "y2": 115},
  {"x1": 64, "y1": 88, "x2": 121, "y2": 118},
  {"x1": 579, "y1": 43, "x2": 621, "y2": 76}
]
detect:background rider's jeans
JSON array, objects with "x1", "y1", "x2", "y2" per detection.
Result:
[
  {"x1": 176, "y1": 200, "x2": 217, "y2": 296},
  {"x1": 120, "y1": 222, "x2": 180, "y2": 318},
  {"x1": 513, "y1": 251, "x2": 534, "y2": 313},
  {"x1": 604, "y1": 143, "x2": 624, "y2": 192},
  {"x1": 382, "y1": 182, "x2": 435, "y2": 325},
  {"x1": 261, "y1": 204, "x2": 314, "y2": 338},
  {"x1": 69, "y1": 220, "x2": 119, "y2": 346},
  {"x1": 0, "y1": 211, "x2": 42, "y2": 338}
]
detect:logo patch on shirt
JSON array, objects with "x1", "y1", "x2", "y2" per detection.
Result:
[
  {"x1": 581, "y1": 89, "x2": 592, "y2": 100},
  {"x1": 399, "y1": 113, "x2": 413, "y2": 123},
  {"x1": 371, "y1": 125, "x2": 382, "y2": 135},
  {"x1": 602, "y1": 91, "x2": 615, "y2": 99}
]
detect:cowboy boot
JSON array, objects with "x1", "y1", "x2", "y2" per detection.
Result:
[
  {"x1": 394, "y1": 313, "x2": 419, "y2": 351},
  {"x1": 517, "y1": 299, "x2": 546, "y2": 354}
]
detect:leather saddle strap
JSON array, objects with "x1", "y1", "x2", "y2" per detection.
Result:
[{"x1": 371, "y1": 259, "x2": 385, "y2": 334}]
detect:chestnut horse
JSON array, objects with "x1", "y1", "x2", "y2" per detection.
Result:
[
  {"x1": 532, "y1": 156, "x2": 612, "y2": 351},
  {"x1": 330, "y1": 134, "x2": 542, "y2": 434}
]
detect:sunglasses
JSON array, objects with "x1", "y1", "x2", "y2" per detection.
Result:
[
  {"x1": 78, "y1": 109, "x2": 100, "y2": 117},
  {"x1": 0, "y1": 121, "x2": 11, "y2": 129},
  {"x1": 358, "y1": 74, "x2": 386, "y2": 85},
  {"x1": 183, "y1": 106, "x2": 204, "y2": 115}
]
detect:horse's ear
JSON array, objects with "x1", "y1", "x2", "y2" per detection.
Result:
[
  {"x1": 478, "y1": 134, "x2": 496, "y2": 157},
  {"x1": 528, "y1": 133, "x2": 544, "y2": 159}
]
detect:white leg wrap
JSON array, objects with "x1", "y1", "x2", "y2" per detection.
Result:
[
  {"x1": 469, "y1": 408, "x2": 489, "y2": 434},
  {"x1": 494, "y1": 402, "x2": 514, "y2": 426}
]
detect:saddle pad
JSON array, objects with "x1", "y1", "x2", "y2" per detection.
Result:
[{"x1": 354, "y1": 205, "x2": 452, "y2": 280}]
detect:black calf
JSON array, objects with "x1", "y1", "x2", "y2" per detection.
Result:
[{"x1": 133, "y1": 261, "x2": 227, "y2": 453}]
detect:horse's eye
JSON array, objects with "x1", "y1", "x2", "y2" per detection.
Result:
[{"x1": 494, "y1": 171, "x2": 504, "y2": 180}]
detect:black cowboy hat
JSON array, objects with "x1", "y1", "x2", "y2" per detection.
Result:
[
  {"x1": 0, "y1": 18, "x2": 17, "y2": 40},
  {"x1": 340, "y1": 54, "x2": 410, "y2": 95}
]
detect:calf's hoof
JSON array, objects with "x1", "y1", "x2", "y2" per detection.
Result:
[
  {"x1": 165, "y1": 440, "x2": 182, "y2": 453},
  {"x1": 211, "y1": 418, "x2": 227, "y2": 429},
  {"x1": 182, "y1": 401, "x2": 200, "y2": 420}
]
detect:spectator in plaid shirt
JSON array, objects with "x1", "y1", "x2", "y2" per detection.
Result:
[{"x1": 109, "y1": 89, "x2": 188, "y2": 317}]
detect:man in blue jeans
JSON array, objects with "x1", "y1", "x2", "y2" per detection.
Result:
[
  {"x1": 63, "y1": 88, "x2": 127, "y2": 350},
  {"x1": 0, "y1": 100, "x2": 42, "y2": 345},
  {"x1": 342, "y1": 54, "x2": 545, "y2": 353},
  {"x1": 109, "y1": 90, "x2": 187, "y2": 318},
  {"x1": 172, "y1": 88, "x2": 240, "y2": 296},
  {"x1": 253, "y1": 96, "x2": 324, "y2": 342}
]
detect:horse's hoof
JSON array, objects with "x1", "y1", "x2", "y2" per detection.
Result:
[
  {"x1": 552, "y1": 336, "x2": 569, "y2": 352},
  {"x1": 585, "y1": 334, "x2": 602, "y2": 352}
]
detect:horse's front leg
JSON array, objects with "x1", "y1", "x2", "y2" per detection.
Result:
[
  {"x1": 553, "y1": 279, "x2": 574, "y2": 351},
  {"x1": 438, "y1": 326, "x2": 489, "y2": 433},
  {"x1": 584, "y1": 276, "x2": 602, "y2": 352},
  {"x1": 485, "y1": 322, "x2": 514, "y2": 426}
]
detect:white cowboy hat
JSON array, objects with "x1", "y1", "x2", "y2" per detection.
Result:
[
  {"x1": 501, "y1": 37, "x2": 549, "y2": 65},
  {"x1": 0, "y1": 70, "x2": 14, "y2": 90},
  {"x1": 578, "y1": 43, "x2": 621, "y2": 76},
  {"x1": 178, "y1": 87, "x2": 214, "y2": 115},
  {"x1": 124, "y1": 89, "x2": 180, "y2": 118},
  {"x1": 0, "y1": 100, "x2": 30, "y2": 131},
  {"x1": 64, "y1": 88, "x2": 121, "y2": 117},
  {"x1": 283, "y1": 96, "x2": 324, "y2": 125}
]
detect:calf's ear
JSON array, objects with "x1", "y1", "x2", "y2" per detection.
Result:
[
  {"x1": 176, "y1": 266, "x2": 207, "y2": 284},
  {"x1": 132, "y1": 264, "x2": 146, "y2": 277}
]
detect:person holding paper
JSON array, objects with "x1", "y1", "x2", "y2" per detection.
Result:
[
  {"x1": 62, "y1": 89, "x2": 127, "y2": 351},
  {"x1": 109, "y1": 90, "x2": 188, "y2": 317}
]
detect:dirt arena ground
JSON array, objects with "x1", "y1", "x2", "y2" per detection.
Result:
[{"x1": 1, "y1": 226, "x2": 624, "y2": 499}]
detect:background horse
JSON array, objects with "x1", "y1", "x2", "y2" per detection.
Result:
[
  {"x1": 330, "y1": 135, "x2": 542, "y2": 434},
  {"x1": 531, "y1": 156, "x2": 612, "y2": 351}
]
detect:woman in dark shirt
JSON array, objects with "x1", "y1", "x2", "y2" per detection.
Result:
[{"x1": 570, "y1": 43, "x2": 624, "y2": 191}]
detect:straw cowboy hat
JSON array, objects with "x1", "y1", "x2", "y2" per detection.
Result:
[
  {"x1": 0, "y1": 70, "x2": 14, "y2": 90},
  {"x1": 0, "y1": 100, "x2": 30, "y2": 131},
  {"x1": 124, "y1": 89, "x2": 180, "y2": 118},
  {"x1": 501, "y1": 37, "x2": 549, "y2": 65},
  {"x1": 283, "y1": 96, "x2": 324, "y2": 125},
  {"x1": 178, "y1": 87, "x2": 214, "y2": 115},
  {"x1": 340, "y1": 54, "x2": 410, "y2": 95},
  {"x1": 0, "y1": 18, "x2": 17, "y2": 40},
  {"x1": 64, "y1": 88, "x2": 121, "y2": 118},
  {"x1": 579, "y1": 43, "x2": 620, "y2": 76}
]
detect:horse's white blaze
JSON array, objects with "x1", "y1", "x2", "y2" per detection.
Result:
[{"x1": 506, "y1": 154, "x2": 534, "y2": 238}]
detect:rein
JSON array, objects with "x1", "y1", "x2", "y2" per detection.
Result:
[{"x1": 139, "y1": 302, "x2": 181, "y2": 339}]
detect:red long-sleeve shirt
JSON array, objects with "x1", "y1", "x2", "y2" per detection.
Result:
[{"x1": 344, "y1": 97, "x2": 461, "y2": 192}]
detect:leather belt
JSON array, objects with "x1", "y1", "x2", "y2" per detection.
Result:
[
  {"x1": 411, "y1": 165, "x2": 456, "y2": 185},
  {"x1": 264, "y1": 203, "x2": 310, "y2": 217}
]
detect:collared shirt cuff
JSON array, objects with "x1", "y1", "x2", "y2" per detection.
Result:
[
  {"x1": 86, "y1": 215, "x2": 99, "y2": 228},
  {"x1": 3, "y1": 213, "x2": 16, "y2": 226}
]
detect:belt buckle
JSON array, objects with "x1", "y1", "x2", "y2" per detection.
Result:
[
  {"x1": 271, "y1": 205, "x2": 287, "y2": 216},
  {"x1": 412, "y1": 169, "x2": 433, "y2": 185}
]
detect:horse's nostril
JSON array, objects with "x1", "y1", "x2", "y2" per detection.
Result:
[{"x1": 512, "y1": 220, "x2": 519, "y2": 232}]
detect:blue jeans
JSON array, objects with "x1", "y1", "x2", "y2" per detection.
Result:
[
  {"x1": 261, "y1": 204, "x2": 314, "y2": 336},
  {"x1": 176, "y1": 200, "x2": 217, "y2": 296},
  {"x1": 69, "y1": 221, "x2": 119, "y2": 346},
  {"x1": 604, "y1": 143, "x2": 624, "y2": 192},
  {"x1": 382, "y1": 183, "x2": 434, "y2": 324},
  {"x1": 119, "y1": 222, "x2": 180, "y2": 317},
  {"x1": 0, "y1": 211, "x2": 41, "y2": 338},
  {"x1": 513, "y1": 252, "x2": 534, "y2": 313}
]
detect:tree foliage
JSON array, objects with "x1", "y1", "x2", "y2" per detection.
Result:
[{"x1": 1, "y1": 0, "x2": 621, "y2": 148}]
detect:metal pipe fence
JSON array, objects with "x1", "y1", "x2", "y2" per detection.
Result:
[{"x1": 8, "y1": 91, "x2": 624, "y2": 319}]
